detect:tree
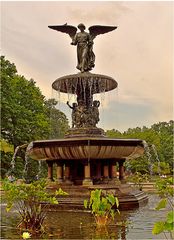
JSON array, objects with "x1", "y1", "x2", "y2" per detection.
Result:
[
  {"x1": 45, "y1": 99, "x2": 69, "y2": 139},
  {"x1": 106, "y1": 121, "x2": 173, "y2": 174},
  {"x1": 1, "y1": 56, "x2": 50, "y2": 147},
  {"x1": 0, "y1": 140, "x2": 14, "y2": 178},
  {"x1": 151, "y1": 121, "x2": 173, "y2": 170},
  {"x1": 0, "y1": 56, "x2": 69, "y2": 178}
]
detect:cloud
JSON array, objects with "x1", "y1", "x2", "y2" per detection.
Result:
[
  {"x1": 1, "y1": 1, "x2": 173, "y2": 131},
  {"x1": 67, "y1": 2, "x2": 130, "y2": 24}
]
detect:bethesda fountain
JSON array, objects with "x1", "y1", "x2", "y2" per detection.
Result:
[{"x1": 27, "y1": 23, "x2": 148, "y2": 210}]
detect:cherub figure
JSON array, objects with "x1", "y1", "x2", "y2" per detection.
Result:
[
  {"x1": 75, "y1": 100, "x2": 87, "y2": 128},
  {"x1": 92, "y1": 100, "x2": 100, "y2": 126},
  {"x1": 67, "y1": 101, "x2": 78, "y2": 128},
  {"x1": 48, "y1": 23, "x2": 117, "y2": 73}
]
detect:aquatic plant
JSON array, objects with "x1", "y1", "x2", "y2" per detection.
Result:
[
  {"x1": 22, "y1": 232, "x2": 31, "y2": 239},
  {"x1": 84, "y1": 189, "x2": 120, "y2": 226},
  {"x1": 2, "y1": 179, "x2": 67, "y2": 234}
]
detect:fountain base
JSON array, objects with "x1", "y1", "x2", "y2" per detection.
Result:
[{"x1": 45, "y1": 182, "x2": 148, "y2": 211}]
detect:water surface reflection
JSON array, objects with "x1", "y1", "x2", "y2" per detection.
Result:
[{"x1": 1, "y1": 194, "x2": 169, "y2": 239}]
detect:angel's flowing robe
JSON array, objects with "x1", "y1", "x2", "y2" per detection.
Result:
[{"x1": 72, "y1": 31, "x2": 95, "y2": 72}]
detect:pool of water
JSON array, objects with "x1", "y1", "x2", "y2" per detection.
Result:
[{"x1": 0, "y1": 193, "x2": 170, "y2": 239}]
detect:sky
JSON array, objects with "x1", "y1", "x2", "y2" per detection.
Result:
[{"x1": 1, "y1": 1, "x2": 173, "y2": 132}]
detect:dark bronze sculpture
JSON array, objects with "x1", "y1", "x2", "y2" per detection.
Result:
[
  {"x1": 49, "y1": 23, "x2": 117, "y2": 133},
  {"x1": 66, "y1": 101, "x2": 78, "y2": 128},
  {"x1": 48, "y1": 23, "x2": 117, "y2": 73},
  {"x1": 67, "y1": 100, "x2": 100, "y2": 128}
]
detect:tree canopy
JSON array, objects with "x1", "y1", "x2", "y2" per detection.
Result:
[
  {"x1": 106, "y1": 121, "x2": 173, "y2": 174},
  {"x1": 45, "y1": 98, "x2": 69, "y2": 139},
  {"x1": 1, "y1": 56, "x2": 69, "y2": 178},
  {"x1": 1, "y1": 56, "x2": 50, "y2": 147}
]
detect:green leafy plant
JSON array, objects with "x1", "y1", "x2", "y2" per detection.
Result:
[
  {"x1": 84, "y1": 189, "x2": 120, "y2": 226},
  {"x1": 152, "y1": 177, "x2": 174, "y2": 239},
  {"x1": 128, "y1": 172, "x2": 149, "y2": 190},
  {"x1": 2, "y1": 179, "x2": 67, "y2": 234}
]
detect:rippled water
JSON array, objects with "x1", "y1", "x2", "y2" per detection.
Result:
[{"x1": 1, "y1": 194, "x2": 170, "y2": 239}]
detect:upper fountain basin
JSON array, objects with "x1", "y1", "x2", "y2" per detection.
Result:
[
  {"x1": 26, "y1": 137, "x2": 145, "y2": 161},
  {"x1": 52, "y1": 72, "x2": 118, "y2": 94}
]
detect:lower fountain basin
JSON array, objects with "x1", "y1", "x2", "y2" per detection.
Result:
[
  {"x1": 26, "y1": 137, "x2": 148, "y2": 210},
  {"x1": 27, "y1": 137, "x2": 145, "y2": 161}
]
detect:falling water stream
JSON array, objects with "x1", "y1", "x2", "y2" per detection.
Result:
[
  {"x1": 7, "y1": 146, "x2": 19, "y2": 175},
  {"x1": 7, "y1": 144, "x2": 28, "y2": 177},
  {"x1": 143, "y1": 141, "x2": 162, "y2": 176},
  {"x1": 151, "y1": 144, "x2": 161, "y2": 175},
  {"x1": 38, "y1": 160, "x2": 42, "y2": 178},
  {"x1": 143, "y1": 141, "x2": 153, "y2": 176}
]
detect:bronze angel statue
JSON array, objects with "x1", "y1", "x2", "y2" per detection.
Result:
[{"x1": 48, "y1": 23, "x2": 117, "y2": 73}]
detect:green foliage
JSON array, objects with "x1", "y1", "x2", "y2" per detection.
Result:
[
  {"x1": 152, "y1": 177, "x2": 174, "y2": 239},
  {"x1": 155, "y1": 177, "x2": 174, "y2": 199},
  {"x1": 1, "y1": 55, "x2": 50, "y2": 147},
  {"x1": 152, "y1": 162, "x2": 171, "y2": 176},
  {"x1": 127, "y1": 172, "x2": 149, "y2": 190},
  {"x1": 152, "y1": 221, "x2": 165, "y2": 235},
  {"x1": 0, "y1": 56, "x2": 69, "y2": 179},
  {"x1": 2, "y1": 179, "x2": 67, "y2": 234},
  {"x1": 126, "y1": 157, "x2": 149, "y2": 174},
  {"x1": 45, "y1": 98, "x2": 69, "y2": 139},
  {"x1": 153, "y1": 211, "x2": 174, "y2": 236},
  {"x1": 106, "y1": 121, "x2": 174, "y2": 174},
  {"x1": 155, "y1": 198, "x2": 167, "y2": 210},
  {"x1": 0, "y1": 140, "x2": 14, "y2": 178},
  {"x1": 0, "y1": 139, "x2": 14, "y2": 153},
  {"x1": 84, "y1": 189, "x2": 119, "y2": 226},
  {"x1": 55, "y1": 188, "x2": 69, "y2": 195}
]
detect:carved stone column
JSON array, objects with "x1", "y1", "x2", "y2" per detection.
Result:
[
  {"x1": 83, "y1": 160, "x2": 93, "y2": 186},
  {"x1": 119, "y1": 160, "x2": 125, "y2": 181},
  {"x1": 46, "y1": 161, "x2": 54, "y2": 181},
  {"x1": 64, "y1": 162, "x2": 72, "y2": 184},
  {"x1": 56, "y1": 162, "x2": 63, "y2": 183},
  {"x1": 96, "y1": 162, "x2": 102, "y2": 179},
  {"x1": 103, "y1": 161, "x2": 110, "y2": 183},
  {"x1": 110, "y1": 160, "x2": 117, "y2": 179},
  {"x1": 110, "y1": 160, "x2": 120, "y2": 184}
]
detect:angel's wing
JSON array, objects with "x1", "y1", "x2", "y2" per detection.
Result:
[
  {"x1": 88, "y1": 25, "x2": 117, "y2": 40},
  {"x1": 48, "y1": 24, "x2": 77, "y2": 39}
]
